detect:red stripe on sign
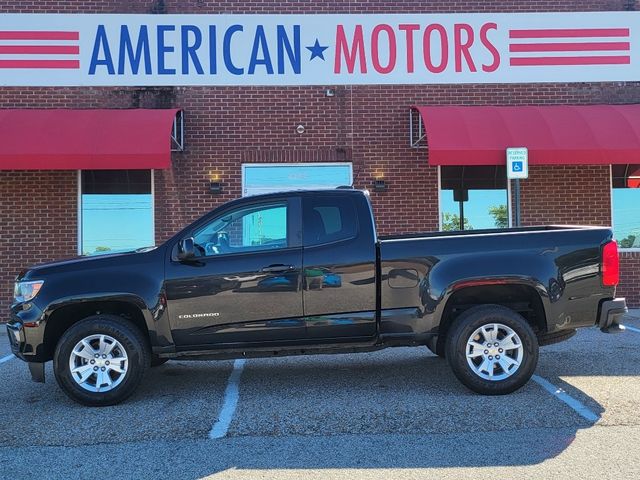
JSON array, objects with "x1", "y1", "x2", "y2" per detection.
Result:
[
  {"x1": 0, "y1": 59, "x2": 79, "y2": 68},
  {"x1": 509, "y1": 28, "x2": 629, "y2": 39},
  {"x1": 510, "y1": 55, "x2": 631, "y2": 66},
  {"x1": 0, "y1": 31, "x2": 79, "y2": 40},
  {"x1": 0, "y1": 45, "x2": 79, "y2": 54},
  {"x1": 509, "y1": 42, "x2": 630, "y2": 52}
]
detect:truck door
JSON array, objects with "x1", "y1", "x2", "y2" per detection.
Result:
[
  {"x1": 164, "y1": 197, "x2": 304, "y2": 347},
  {"x1": 302, "y1": 193, "x2": 377, "y2": 339}
]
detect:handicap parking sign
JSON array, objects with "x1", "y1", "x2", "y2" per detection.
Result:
[{"x1": 506, "y1": 148, "x2": 528, "y2": 179}]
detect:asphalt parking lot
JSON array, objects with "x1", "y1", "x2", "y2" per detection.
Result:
[{"x1": 2, "y1": 314, "x2": 640, "y2": 480}]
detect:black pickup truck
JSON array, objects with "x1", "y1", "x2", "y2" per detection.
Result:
[{"x1": 8, "y1": 189, "x2": 626, "y2": 406}]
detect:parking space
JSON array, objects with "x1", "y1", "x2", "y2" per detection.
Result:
[
  {"x1": 0, "y1": 331, "x2": 235, "y2": 447},
  {"x1": 2, "y1": 315, "x2": 640, "y2": 479}
]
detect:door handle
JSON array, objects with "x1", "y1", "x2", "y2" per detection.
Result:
[{"x1": 261, "y1": 264, "x2": 295, "y2": 273}]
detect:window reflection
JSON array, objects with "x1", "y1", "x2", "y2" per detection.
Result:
[
  {"x1": 440, "y1": 166, "x2": 509, "y2": 231},
  {"x1": 243, "y1": 163, "x2": 353, "y2": 196},
  {"x1": 194, "y1": 203, "x2": 288, "y2": 256},
  {"x1": 612, "y1": 164, "x2": 640, "y2": 249},
  {"x1": 80, "y1": 170, "x2": 153, "y2": 255}
]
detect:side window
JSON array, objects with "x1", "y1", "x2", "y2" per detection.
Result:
[
  {"x1": 194, "y1": 202, "x2": 288, "y2": 256},
  {"x1": 303, "y1": 196, "x2": 357, "y2": 246}
]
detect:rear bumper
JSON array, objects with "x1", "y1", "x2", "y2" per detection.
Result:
[{"x1": 598, "y1": 298, "x2": 627, "y2": 333}]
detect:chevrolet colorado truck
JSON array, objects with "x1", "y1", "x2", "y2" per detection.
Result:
[{"x1": 8, "y1": 189, "x2": 626, "y2": 406}]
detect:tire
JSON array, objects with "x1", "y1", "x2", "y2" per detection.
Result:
[
  {"x1": 150, "y1": 355, "x2": 169, "y2": 367},
  {"x1": 445, "y1": 304, "x2": 538, "y2": 395},
  {"x1": 53, "y1": 314, "x2": 150, "y2": 406}
]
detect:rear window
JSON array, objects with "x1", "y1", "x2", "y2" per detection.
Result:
[{"x1": 303, "y1": 196, "x2": 357, "y2": 246}]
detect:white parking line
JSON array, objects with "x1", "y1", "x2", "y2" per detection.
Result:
[
  {"x1": 532, "y1": 374, "x2": 599, "y2": 422},
  {"x1": 621, "y1": 324, "x2": 640, "y2": 334},
  {"x1": 0, "y1": 354, "x2": 15, "y2": 364},
  {"x1": 209, "y1": 358, "x2": 246, "y2": 439}
]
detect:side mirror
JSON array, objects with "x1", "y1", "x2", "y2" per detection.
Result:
[{"x1": 177, "y1": 237, "x2": 196, "y2": 261}]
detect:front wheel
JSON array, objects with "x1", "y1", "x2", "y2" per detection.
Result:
[
  {"x1": 53, "y1": 314, "x2": 150, "y2": 406},
  {"x1": 445, "y1": 305, "x2": 538, "y2": 395}
]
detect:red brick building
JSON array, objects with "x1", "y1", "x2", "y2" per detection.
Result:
[{"x1": 1, "y1": 0, "x2": 640, "y2": 319}]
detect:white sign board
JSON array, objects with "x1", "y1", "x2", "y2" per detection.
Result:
[
  {"x1": 506, "y1": 147, "x2": 529, "y2": 179},
  {"x1": 0, "y1": 12, "x2": 637, "y2": 86}
]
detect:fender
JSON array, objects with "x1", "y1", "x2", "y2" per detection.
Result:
[{"x1": 45, "y1": 292, "x2": 173, "y2": 346}]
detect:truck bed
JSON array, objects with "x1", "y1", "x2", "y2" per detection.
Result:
[{"x1": 378, "y1": 224, "x2": 616, "y2": 339}]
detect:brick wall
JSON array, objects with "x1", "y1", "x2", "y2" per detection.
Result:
[
  {"x1": 1, "y1": 0, "x2": 640, "y2": 317},
  {"x1": 0, "y1": 171, "x2": 78, "y2": 315},
  {"x1": 518, "y1": 165, "x2": 612, "y2": 227}
]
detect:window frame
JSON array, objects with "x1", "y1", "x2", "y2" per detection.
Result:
[
  {"x1": 193, "y1": 201, "x2": 291, "y2": 258},
  {"x1": 77, "y1": 169, "x2": 155, "y2": 256},
  {"x1": 610, "y1": 164, "x2": 640, "y2": 252},
  {"x1": 437, "y1": 165, "x2": 513, "y2": 231},
  {"x1": 170, "y1": 196, "x2": 302, "y2": 262}
]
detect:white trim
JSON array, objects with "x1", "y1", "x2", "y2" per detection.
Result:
[
  {"x1": 151, "y1": 169, "x2": 156, "y2": 246},
  {"x1": 610, "y1": 164, "x2": 614, "y2": 234},
  {"x1": 437, "y1": 165, "x2": 442, "y2": 231},
  {"x1": 76, "y1": 170, "x2": 82, "y2": 256},
  {"x1": 507, "y1": 178, "x2": 513, "y2": 228},
  {"x1": 241, "y1": 162, "x2": 354, "y2": 197},
  {"x1": 611, "y1": 163, "x2": 640, "y2": 252}
]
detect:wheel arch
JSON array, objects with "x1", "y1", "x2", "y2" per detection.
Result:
[
  {"x1": 434, "y1": 281, "x2": 548, "y2": 356},
  {"x1": 43, "y1": 298, "x2": 152, "y2": 360}
]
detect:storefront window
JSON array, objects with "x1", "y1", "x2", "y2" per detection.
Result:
[
  {"x1": 80, "y1": 170, "x2": 154, "y2": 255},
  {"x1": 440, "y1": 166, "x2": 509, "y2": 231},
  {"x1": 612, "y1": 165, "x2": 640, "y2": 249},
  {"x1": 242, "y1": 163, "x2": 352, "y2": 196}
]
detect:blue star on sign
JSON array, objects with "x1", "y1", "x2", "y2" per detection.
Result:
[{"x1": 306, "y1": 39, "x2": 328, "y2": 61}]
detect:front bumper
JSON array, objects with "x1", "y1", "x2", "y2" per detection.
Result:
[
  {"x1": 6, "y1": 321, "x2": 24, "y2": 354},
  {"x1": 7, "y1": 313, "x2": 47, "y2": 382},
  {"x1": 7, "y1": 300, "x2": 48, "y2": 361},
  {"x1": 598, "y1": 298, "x2": 627, "y2": 333}
]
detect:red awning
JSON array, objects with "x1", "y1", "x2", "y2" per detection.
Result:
[
  {"x1": 0, "y1": 109, "x2": 180, "y2": 170},
  {"x1": 412, "y1": 104, "x2": 640, "y2": 166}
]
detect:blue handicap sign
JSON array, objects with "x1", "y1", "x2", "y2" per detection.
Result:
[{"x1": 512, "y1": 161, "x2": 523, "y2": 172}]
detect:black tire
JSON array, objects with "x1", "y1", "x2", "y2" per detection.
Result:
[
  {"x1": 150, "y1": 355, "x2": 169, "y2": 367},
  {"x1": 53, "y1": 314, "x2": 150, "y2": 406},
  {"x1": 445, "y1": 304, "x2": 538, "y2": 395}
]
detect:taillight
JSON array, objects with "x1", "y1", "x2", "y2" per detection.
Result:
[{"x1": 601, "y1": 240, "x2": 619, "y2": 287}]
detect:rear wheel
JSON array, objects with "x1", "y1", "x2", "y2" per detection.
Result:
[
  {"x1": 53, "y1": 314, "x2": 150, "y2": 406},
  {"x1": 445, "y1": 305, "x2": 538, "y2": 395}
]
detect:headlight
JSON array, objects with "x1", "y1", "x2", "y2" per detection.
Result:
[{"x1": 14, "y1": 280, "x2": 44, "y2": 303}]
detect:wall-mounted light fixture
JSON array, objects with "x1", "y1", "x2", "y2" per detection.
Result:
[
  {"x1": 373, "y1": 172, "x2": 387, "y2": 192},
  {"x1": 373, "y1": 179, "x2": 387, "y2": 191},
  {"x1": 296, "y1": 124, "x2": 305, "y2": 134},
  {"x1": 209, "y1": 172, "x2": 223, "y2": 194}
]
